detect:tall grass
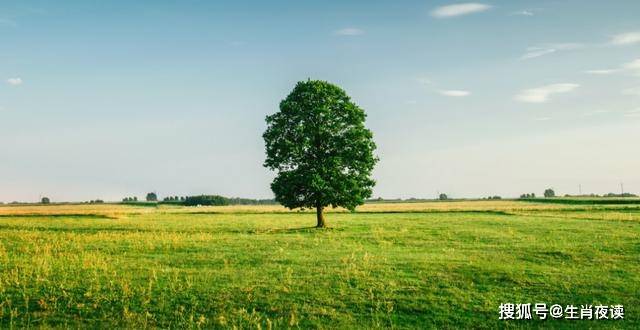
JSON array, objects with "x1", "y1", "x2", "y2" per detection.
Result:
[{"x1": 1, "y1": 201, "x2": 638, "y2": 328}]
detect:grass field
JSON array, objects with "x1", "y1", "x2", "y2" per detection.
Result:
[{"x1": 0, "y1": 201, "x2": 638, "y2": 328}]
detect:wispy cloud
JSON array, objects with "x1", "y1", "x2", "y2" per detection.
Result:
[
  {"x1": 522, "y1": 31, "x2": 639, "y2": 61},
  {"x1": 510, "y1": 10, "x2": 534, "y2": 17},
  {"x1": 520, "y1": 43, "x2": 583, "y2": 60},
  {"x1": 438, "y1": 90, "x2": 470, "y2": 97},
  {"x1": 623, "y1": 58, "x2": 640, "y2": 76},
  {"x1": 584, "y1": 69, "x2": 619, "y2": 75},
  {"x1": 521, "y1": 48, "x2": 555, "y2": 60},
  {"x1": 585, "y1": 58, "x2": 640, "y2": 76},
  {"x1": 623, "y1": 58, "x2": 640, "y2": 69},
  {"x1": 622, "y1": 87, "x2": 640, "y2": 97},
  {"x1": 515, "y1": 83, "x2": 579, "y2": 103},
  {"x1": 416, "y1": 77, "x2": 433, "y2": 85},
  {"x1": 625, "y1": 109, "x2": 640, "y2": 117},
  {"x1": 431, "y1": 3, "x2": 491, "y2": 18},
  {"x1": 334, "y1": 28, "x2": 364, "y2": 36},
  {"x1": 610, "y1": 31, "x2": 640, "y2": 46},
  {"x1": 7, "y1": 77, "x2": 23, "y2": 86},
  {"x1": 416, "y1": 77, "x2": 468, "y2": 97}
]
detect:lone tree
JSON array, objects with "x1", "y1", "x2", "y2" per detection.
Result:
[
  {"x1": 41, "y1": 197, "x2": 50, "y2": 204},
  {"x1": 544, "y1": 188, "x2": 555, "y2": 198},
  {"x1": 263, "y1": 80, "x2": 378, "y2": 228},
  {"x1": 146, "y1": 192, "x2": 158, "y2": 202}
]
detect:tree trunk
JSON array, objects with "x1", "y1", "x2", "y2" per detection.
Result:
[{"x1": 316, "y1": 205, "x2": 326, "y2": 228}]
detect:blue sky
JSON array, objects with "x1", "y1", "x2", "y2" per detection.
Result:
[{"x1": 1, "y1": 0, "x2": 639, "y2": 202}]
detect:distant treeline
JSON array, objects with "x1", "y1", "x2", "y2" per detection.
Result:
[
  {"x1": 520, "y1": 190, "x2": 637, "y2": 200},
  {"x1": 521, "y1": 198, "x2": 640, "y2": 205},
  {"x1": 2, "y1": 199, "x2": 105, "y2": 205},
  {"x1": 365, "y1": 197, "x2": 471, "y2": 203},
  {"x1": 121, "y1": 194, "x2": 277, "y2": 206},
  {"x1": 366, "y1": 198, "x2": 437, "y2": 203},
  {"x1": 180, "y1": 196, "x2": 276, "y2": 206},
  {"x1": 4, "y1": 192, "x2": 638, "y2": 206},
  {"x1": 563, "y1": 193, "x2": 638, "y2": 198}
]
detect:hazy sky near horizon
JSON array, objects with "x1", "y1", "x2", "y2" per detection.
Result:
[{"x1": 1, "y1": 0, "x2": 639, "y2": 202}]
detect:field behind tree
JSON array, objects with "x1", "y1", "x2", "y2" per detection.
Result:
[{"x1": 0, "y1": 201, "x2": 639, "y2": 328}]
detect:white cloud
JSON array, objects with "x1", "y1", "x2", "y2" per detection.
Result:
[
  {"x1": 515, "y1": 83, "x2": 579, "y2": 103},
  {"x1": 623, "y1": 59, "x2": 640, "y2": 75},
  {"x1": 585, "y1": 58, "x2": 640, "y2": 76},
  {"x1": 511, "y1": 10, "x2": 534, "y2": 16},
  {"x1": 7, "y1": 77, "x2": 23, "y2": 86},
  {"x1": 534, "y1": 117, "x2": 551, "y2": 121},
  {"x1": 625, "y1": 109, "x2": 640, "y2": 117},
  {"x1": 624, "y1": 59, "x2": 640, "y2": 69},
  {"x1": 520, "y1": 48, "x2": 556, "y2": 60},
  {"x1": 438, "y1": 90, "x2": 470, "y2": 97},
  {"x1": 584, "y1": 69, "x2": 619, "y2": 75},
  {"x1": 334, "y1": 28, "x2": 364, "y2": 36},
  {"x1": 521, "y1": 32, "x2": 639, "y2": 61},
  {"x1": 520, "y1": 43, "x2": 583, "y2": 60},
  {"x1": 622, "y1": 87, "x2": 640, "y2": 96},
  {"x1": 610, "y1": 31, "x2": 640, "y2": 46},
  {"x1": 431, "y1": 3, "x2": 491, "y2": 18},
  {"x1": 418, "y1": 78, "x2": 468, "y2": 97}
]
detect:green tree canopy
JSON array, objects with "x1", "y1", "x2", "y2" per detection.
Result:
[
  {"x1": 183, "y1": 195, "x2": 228, "y2": 206},
  {"x1": 146, "y1": 192, "x2": 158, "y2": 202},
  {"x1": 263, "y1": 80, "x2": 378, "y2": 228},
  {"x1": 544, "y1": 188, "x2": 556, "y2": 198}
]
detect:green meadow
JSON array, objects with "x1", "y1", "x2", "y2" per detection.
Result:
[{"x1": 0, "y1": 201, "x2": 638, "y2": 328}]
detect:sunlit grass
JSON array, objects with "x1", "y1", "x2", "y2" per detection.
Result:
[
  {"x1": 3, "y1": 200, "x2": 639, "y2": 217},
  {"x1": 0, "y1": 201, "x2": 638, "y2": 328}
]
